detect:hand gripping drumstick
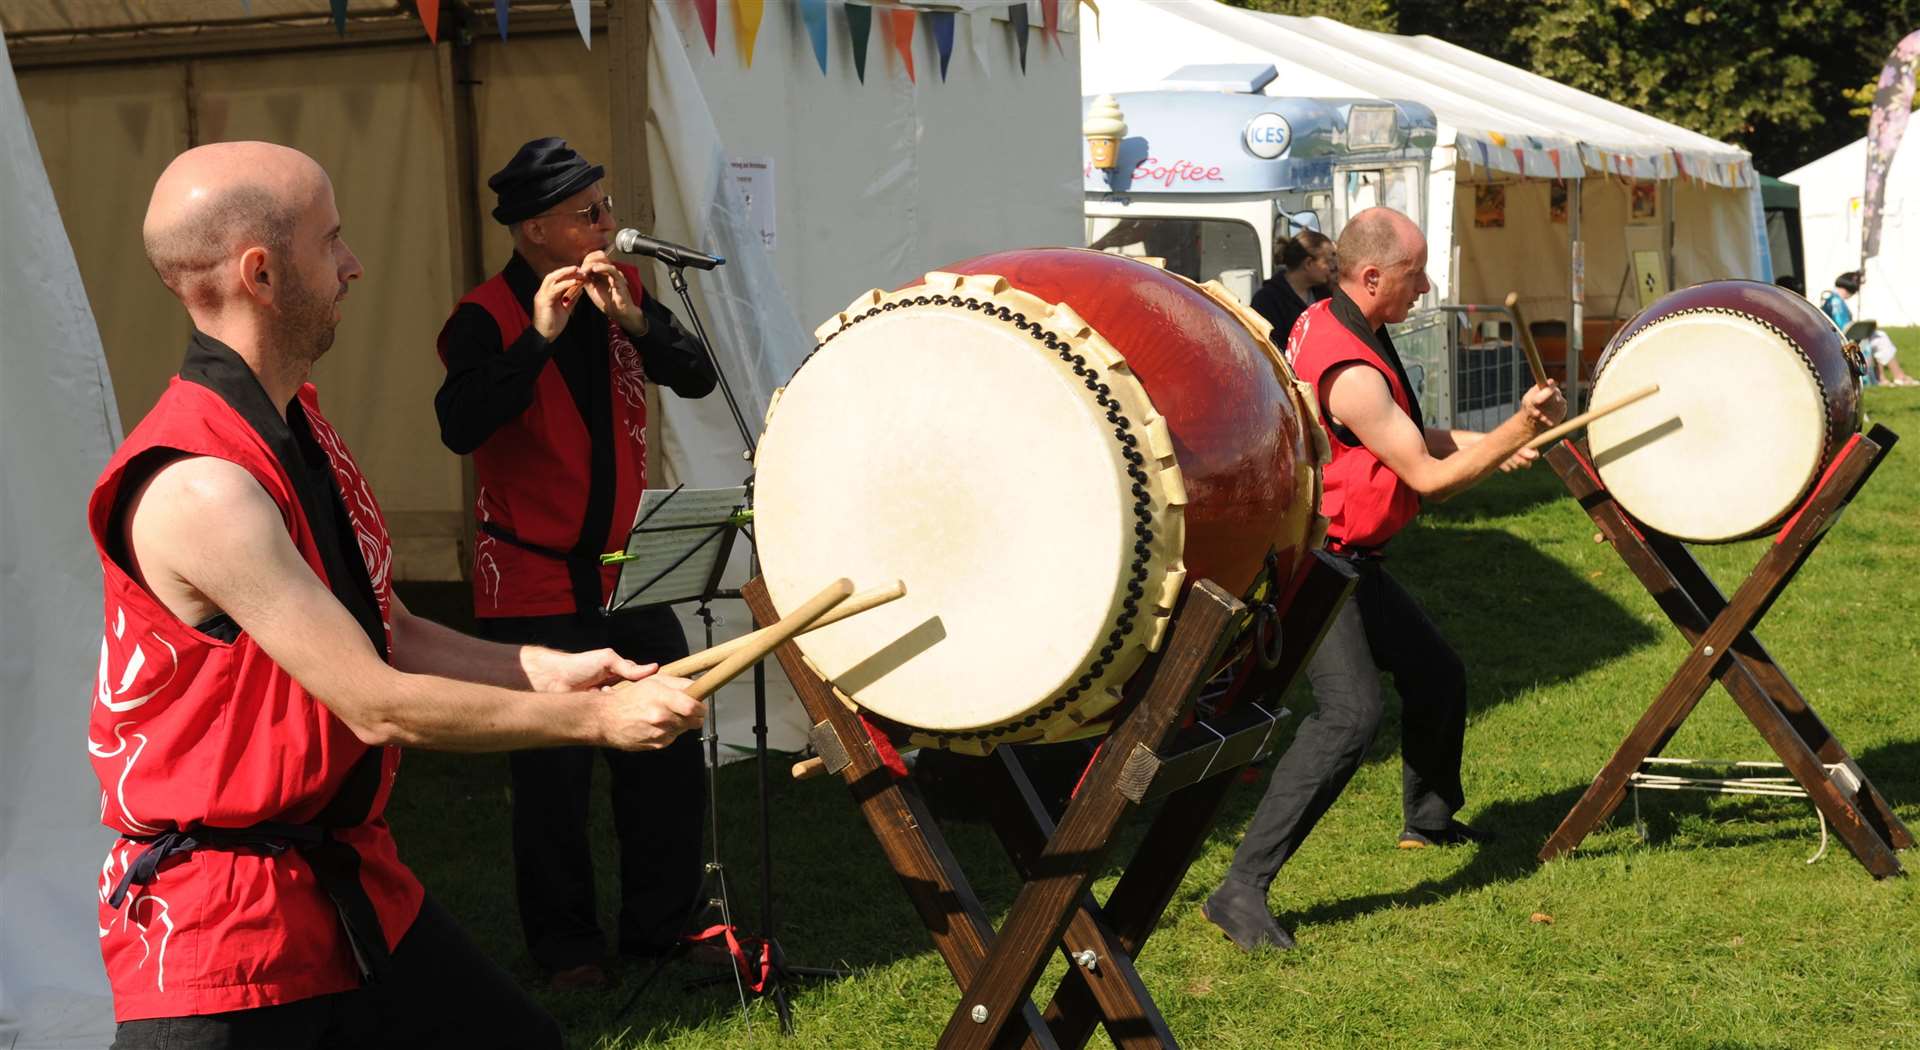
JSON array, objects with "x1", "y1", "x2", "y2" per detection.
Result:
[
  {"x1": 1524, "y1": 382, "x2": 1660, "y2": 452},
  {"x1": 659, "y1": 580, "x2": 907, "y2": 679},
  {"x1": 1503, "y1": 292, "x2": 1552, "y2": 389},
  {"x1": 679, "y1": 578, "x2": 854, "y2": 702}
]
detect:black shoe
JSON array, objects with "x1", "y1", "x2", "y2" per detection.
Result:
[
  {"x1": 1201, "y1": 881, "x2": 1296, "y2": 952},
  {"x1": 1398, "y1": 819, "x2": 1495, "y2": 849}
]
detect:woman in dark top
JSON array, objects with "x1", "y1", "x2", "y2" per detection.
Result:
[{"x1": 1250, "y1": 230, "x2": 1337, "y2": 343}]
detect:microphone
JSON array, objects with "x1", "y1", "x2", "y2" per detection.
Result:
[{"x1": 613, "y1": 228, "x2": 725, "y2": 270}]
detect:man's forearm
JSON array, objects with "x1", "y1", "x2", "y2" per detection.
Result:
[
  {"x1": 390, "y1": 608, "x2": 535, "y2": 690},
  {"x1": 348, "y1": 671, "x2": 607, "y2": 752},
  {"x1": 1421, "y1": 414, "x2": 1537, "y2": 501}
]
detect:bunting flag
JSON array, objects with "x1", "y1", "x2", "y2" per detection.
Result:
[
  {"x1": 734, "y1": 0, "x2": 765, "y2": 67},
  {"x1": 1512, "y1": 148, "x2": 1525, "y2": 175},
  {"x1": 1081, "y1": 0, "x2": 1100, "y2": 39},
  {"x1": 694, "y1": 0, "x2": 717, "y2": 53},
  {"x1": 1474, "y1": 139, "x2": 1489, "y2": 170},
  {"x1": 494, "y1": 0, "x2": 509, "y2": 40},
  {"x1": 1548, "y1": 148, "x2": 1561, "y2": 177},
  {"x1": 330, "y1": 0, "x2": 347, "y2": 36},
  {"x1": 969, "y1": 8, "x2": 992, "y2": 78},
  {"x1": 800, "y1": 0, "x2": 830, "y2": 74},
  {"x1": 571, "y1": 0, "x2": 591, "y2": 48},
  {"x1": 1042, "y1": 0, "x2": 1060, "y2": 54},
  {"x1": 889, "y1": 7, "x2": 917, "y2": 82},
  {"x1": 1009, "y1": 3, "x2": 1030, "y2": 73},
  {"x1": 930, "y1": 12, "x2": 956, "y2": 81},
  {"x1": 418, "y1": 0, "x2": 440, "y2": 42},
  {"x1": 848, "y1": 3, "x2": 873, "y2": 82}
]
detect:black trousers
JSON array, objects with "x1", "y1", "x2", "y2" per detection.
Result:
[
  {"x1": 110, "y1": 896, "x2": 561, "y2": 1049},
  {"x1": 477, "y1": 604, "x2": 705, "y2": 972},
  {"x1": 1225, "y1": 557, "x2": 1468, "y2": 891}
]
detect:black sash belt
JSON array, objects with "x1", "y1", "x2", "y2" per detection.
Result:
[
  {"x1": 106, "y1": 823, "x2": 396, "y2": 985},
  {"x1": 478, "y1": 520, "x2": 606, "y2": 615}
]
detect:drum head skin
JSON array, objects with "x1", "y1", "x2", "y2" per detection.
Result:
[
  {"x1": 1589, "y1": 281, "x2": 1860, "y2": 543},
  {"x1": 755, "y1": 250, "x2": 1319, "y2": 751}
]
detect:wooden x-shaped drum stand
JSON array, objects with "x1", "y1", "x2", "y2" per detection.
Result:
[
  {"x1": 1538, "y1": 425, "x2": 1911, "y2": 878},
  {"x1": 742, "y1": 551, "x2": 1355, "y2": 1048}
]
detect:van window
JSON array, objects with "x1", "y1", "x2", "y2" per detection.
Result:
[{"x1": 1087, "y1": 216, "x2": 1263, "y2": 301}]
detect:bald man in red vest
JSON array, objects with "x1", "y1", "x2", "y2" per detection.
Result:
[
  {"x1": 434, "y1": 138, "x2": 718, "y2": 989},
  {"x1": 93, "y1": 141, "x2": 702, "y2": 1048},
  {"x1": 1204, "y1": 207, "x2": 1566, "y2": 952}
]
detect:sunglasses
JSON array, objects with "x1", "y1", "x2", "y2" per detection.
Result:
[{"x1": 537, "y1": 194, "x2": 614, "y2": 226}]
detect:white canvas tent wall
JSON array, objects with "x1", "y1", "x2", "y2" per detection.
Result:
[
  {"x1": 1787, "y1": 135, "x2": 1920, "y2": 326},
  {"x1": 2, "y1": 3, "x2": 1082, "y2": 1045},
  {"x1": 1081, "y1": 0, "x2": 1768, "y2": 390},
  {"x1": 0, "y1": 25, "x2": 122, "y2": 1050}
]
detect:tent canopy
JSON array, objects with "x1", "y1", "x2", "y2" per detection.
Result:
[
  {"x1": 1787, "y1": 135, "x2": 1920, "y2": 326},
  {"x1": 1080, "y1": 0, "x2": 1756, "y2": 188}
]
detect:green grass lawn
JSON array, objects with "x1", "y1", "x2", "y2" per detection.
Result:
[{"x1": 391, "y1": 386, "x2": 1920, "y2": 1049}]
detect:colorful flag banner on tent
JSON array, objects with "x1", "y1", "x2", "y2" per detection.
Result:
[
  {"x1": 848, "y1": 3, "x2": 873, "y2": 82},
  {"x1": 695, "y1": 0, "x2": 718, "y2": 53},
  {"x1": 418, "y1": 0, "x2": 440, "y2": 42},
  {"x1": 930, "y1": 11, "x2": 956, "y2": 81},
  {"x1": 330, "y1": 0, "x2": 347, "y2": 36},
  {"x1": 800, "y1": 0, "x2": 830, "y2": 74},
  {"x1": 969, "y1": 8, "x2": 993, "y2": 78},
  {"x1": 1864, "y1": 30, "x2": 1920, "y2": 265},
  {"x1": 494, "y1": 0, "x2": 509, "y2": 40},
  {"x1": 734, "y1": 0, "x2": 765, "y2": 67},
  {"x1": 1010, "y1": 3, "x2": 1030, "y2": 73},
  {"x1": 890, "y1": 7, "x2": 917, "y2": 82},
  {"x1": 1549, "y1": 149, "x2": 1561, "y2": 177},
  {"x1": 1042, "y1": 0, "x2": 1059, "y2": 53},
  {"x1": 572, "y1": 0, "x2": 591, "y2": 48},
  {"x1": 1081, "y1": 0, "x2": 1100, "y2": 39}
]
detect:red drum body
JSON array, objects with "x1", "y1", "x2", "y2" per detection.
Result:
[
  {"x1": 754, "y1": 248, "x2": 1325, "y2": 752},
  {"x1": 1588, "y1": 280, "x2": 1862, "y2": 543}
]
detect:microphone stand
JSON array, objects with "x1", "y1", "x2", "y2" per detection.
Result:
[{"x1": 635, "y1": 256, "x2": 846, "y2": 1035}]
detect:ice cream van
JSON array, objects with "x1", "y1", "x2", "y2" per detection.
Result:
[{"x1": 1082, "y1": 64, "x2": 1436, "y2": 307}]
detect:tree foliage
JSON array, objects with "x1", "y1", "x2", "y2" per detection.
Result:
[{"x1": 1223, "y1": 0, "x2": 1920, "y2": 173}]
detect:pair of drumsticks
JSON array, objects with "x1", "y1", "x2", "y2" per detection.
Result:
[{"x1": 1504, "y1": 292, "x2": 1659, "y2": 452}]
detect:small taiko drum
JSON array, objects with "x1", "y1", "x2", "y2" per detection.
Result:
[
  {"x1": 753, "y1": 248, "x2": 1327, "y2": 753},
  {"x1": 1588, "y1": 280, "x2": 1863, "y2": 543}
]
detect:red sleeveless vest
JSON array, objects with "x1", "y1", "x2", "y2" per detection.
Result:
[
  {"x1": 88, "y1": 363, "x2": 423, "y2": 1021},
  {"x1": 446, "y1": 263, "x2": 651, "y2": 617},
  {"x1": 1287, "y1": 299, "x2": 1422, "y2": 549}
]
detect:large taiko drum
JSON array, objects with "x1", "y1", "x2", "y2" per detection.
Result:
[
  {"x1": 1588, "y1": 280, "x2": 1863, "y2": 544},
  {"x1": 753, "y1": 248, "x2": 1327, "y2": 753}
]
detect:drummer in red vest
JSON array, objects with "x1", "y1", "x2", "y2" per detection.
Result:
[
  {"x1": 433, "y1": 138, "x2": 718, "y2": 989},
  {"x1": 93, "y1": 141, "x2": 703, "y2": 1048},
  {"x1": 1203, "y1": 206, "x2": 1566, "y2": 952}
]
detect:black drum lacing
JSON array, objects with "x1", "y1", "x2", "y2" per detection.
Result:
[{"x1": 807, "y1": 293, "x2": 1159, "y2": 744}]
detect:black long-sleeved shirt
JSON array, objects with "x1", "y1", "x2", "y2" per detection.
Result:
[{"x1": 434, "y1": 253, "x2": 717, "y2": 455}]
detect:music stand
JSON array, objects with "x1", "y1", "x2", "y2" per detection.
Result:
[{"x1": 604, "y1": 484, "x2": 760, "y2": 1021}]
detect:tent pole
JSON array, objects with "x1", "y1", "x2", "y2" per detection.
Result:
[
  {"x1": 437, "y1": 8, "x2": 489, "y2": 580},
  {"x1": 1568, "y1": 177, "x2": 1583, "y2": 408}
]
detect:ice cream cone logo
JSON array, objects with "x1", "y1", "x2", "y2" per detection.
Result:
[{"x1": 1084, "y1": 95, "x2": 1127, "y2": 170}]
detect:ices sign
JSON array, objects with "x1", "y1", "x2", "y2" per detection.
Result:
[{"x1": 1243, "y1": 113, "x2": 1292, "y2": 159}]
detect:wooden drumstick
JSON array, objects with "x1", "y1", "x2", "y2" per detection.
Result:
[
  {"x1": 659, "y1": 580, "x2": 907, "y2": 678},
  {"x1": 1504, "y1": 292, "x2": 1551, "y2": 389},
  {"x1": 680, "y1": 578, "x2": 853, "y2": 702},
  {"x1": 1524, "y1": 382, "x2": 1660, "y2": 451}
]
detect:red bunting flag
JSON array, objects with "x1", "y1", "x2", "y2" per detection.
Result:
[
  {"x1": 1549, "y1": 148, "x2": 1561, "y2": 177},
  {"x1": 695, "y1": 0, "x2": 718, "y2": 54},
  {"x1": 417, "y1": 0, "x2": 439, "y2": 43},
  {"x1": 1042, "y1": 0, "x2": 1059, "y2": 53},
  {"x1": 890, "y1": 7, "x2": 917, "y2": 82},
  {"x1": 1512, "y1": 147, "x2": 1525, "y2": 175}
]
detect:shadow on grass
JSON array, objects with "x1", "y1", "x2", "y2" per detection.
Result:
[{"x1": 1417, "y1": 455, "x2": 1568, "y2": 523}]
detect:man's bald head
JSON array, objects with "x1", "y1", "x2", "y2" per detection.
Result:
[
  {"x1": 141, "y1": 142, "x2": 327, "y2": 310},
  {"x1": 1336, "y1": 207, "x2": 1423, "y2": 277},
  {"x1": 1335, "y1": 207, "x2": 1430, "y2": 326}
]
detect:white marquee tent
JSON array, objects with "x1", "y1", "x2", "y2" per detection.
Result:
[
  {"x1": 1787, "y1": 135, "x2": 1920, "y2": 326},
  {"x1": 1082, "y1": 0, "x2": 1770, "y2": 389}
]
